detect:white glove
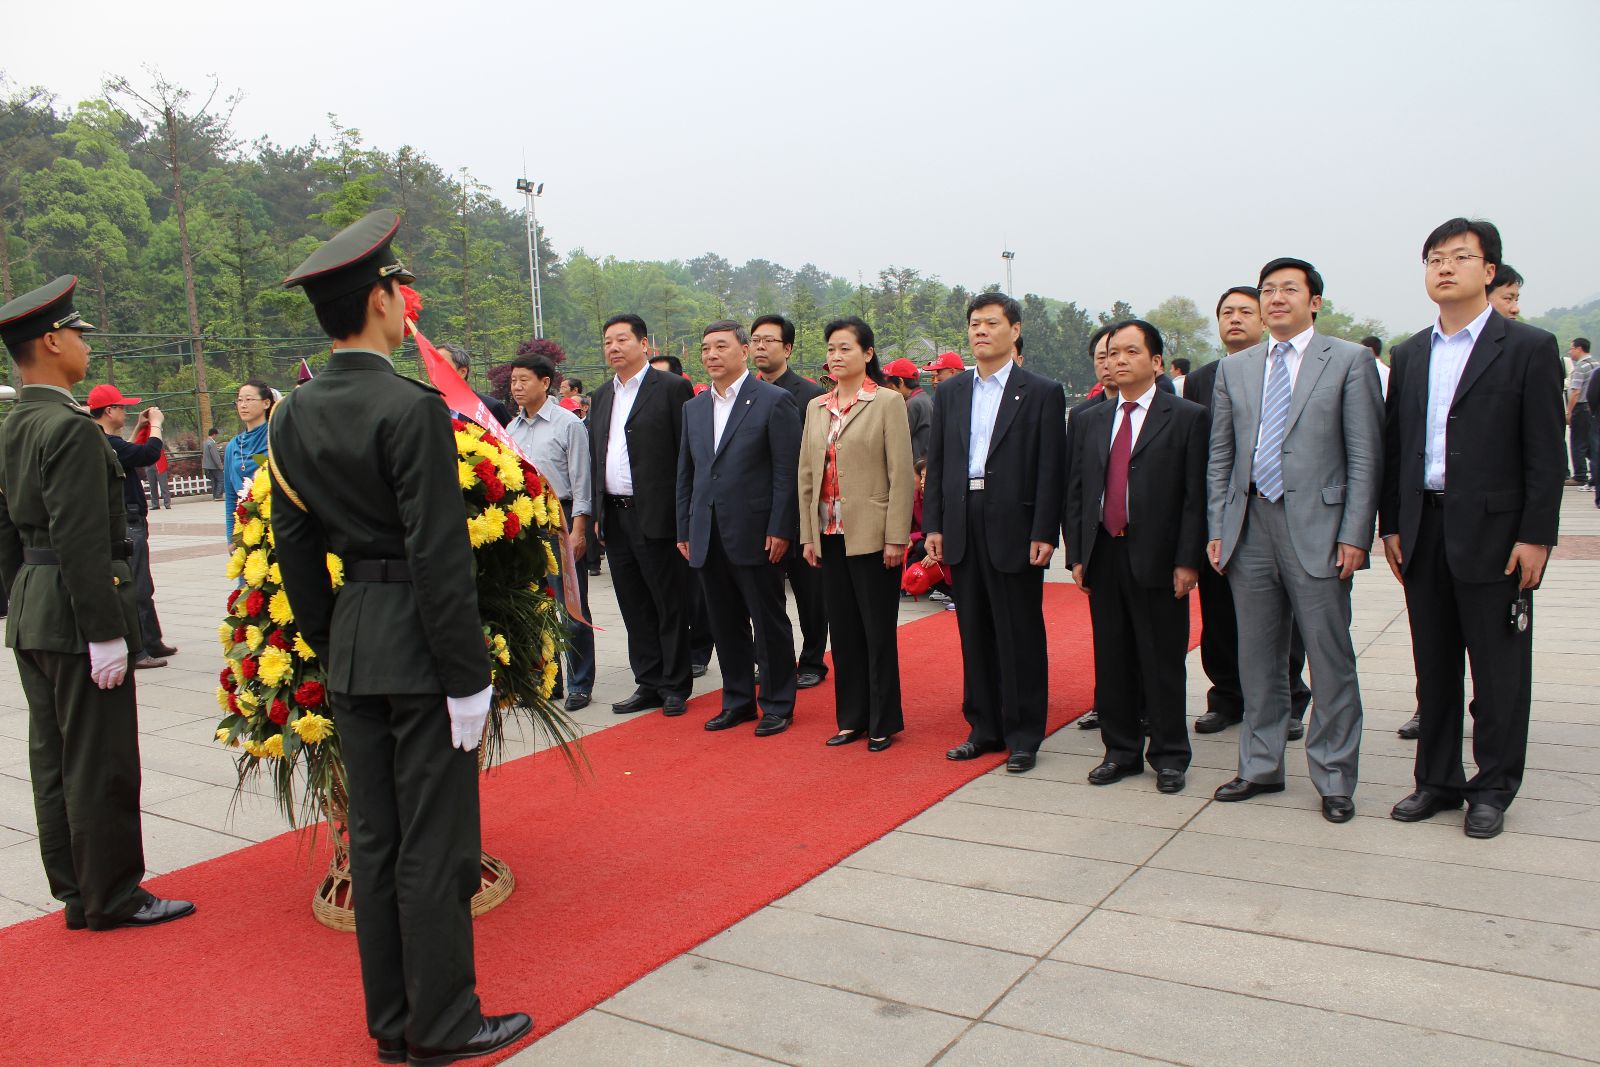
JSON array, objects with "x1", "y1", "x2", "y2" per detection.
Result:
[
  {"x1": 88, "y1": 639, "x2": 129, "y2": 690},
  {"x1": 446, "y1": 685, "x2": 493, "y2": 751}
]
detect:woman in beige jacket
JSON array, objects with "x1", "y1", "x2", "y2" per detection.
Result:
[{"x1": 797, "y1": 317, "x2": 916, "y2": 751}]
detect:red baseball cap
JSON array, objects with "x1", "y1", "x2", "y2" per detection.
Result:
[
  {"x1": 882, "y1": 358, "x2": 921, "y2": 378},
  {"x1": 559, "y1": 396, "x2": 582, "y2": 411},
  {"x1": 925, "y1": 352, "x2": 965, "y2": 372},
  {"x1": 86, "y1": 384, "x2": 141, "y2": 408}
]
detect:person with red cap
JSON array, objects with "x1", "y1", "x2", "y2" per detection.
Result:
[
  {"x1": 882, "y1": 358, "x2": 933, "y2": 463},
  {"x1": 925, "y1": 350, "x2": 966, "y2": 386}
]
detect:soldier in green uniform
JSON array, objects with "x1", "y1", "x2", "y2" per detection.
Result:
[
  {"x1": 0, "y1": 276, "x2": 194, "y2": 931},
  {"x1": 270, "y1": 212, "x2": 530, "y2": 1066}
]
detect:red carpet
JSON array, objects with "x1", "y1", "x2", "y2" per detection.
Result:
[{"x1": 0, "y1": 585, "x2": 1198, "y2": 1066}]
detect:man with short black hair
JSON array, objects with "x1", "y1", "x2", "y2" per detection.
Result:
[
  {"x1": 1360, "y1": 336, "x2": 1390, "y2": 398},
  {"x1": 1169, "y1": 357, "x2": 1191, "y2": 396},
  {"x1": 1488, "y1": 263, "x2": 1523, "y2": 320},
  {"x1": 439, "y1": 341, "x2": 513, "y2": 427},
  {"x1": 1567, "y1": 338, "x2": 1596, "y2": 487},
  {"x1": 560, "y1": 377, "x2": 584, "y2": 400}
]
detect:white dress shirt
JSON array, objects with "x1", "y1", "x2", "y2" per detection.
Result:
[
  {"x1": 1102, "y1": 383, "x2": 1157, "y2": 515},
  {"x1": 507, "y1": 397, "x2": 593, "y2": 517},
  {"x1": 1254, "y1": 324, "x2": 1314, "y2": 451},
  {"x1": 967, "y1": 360, "x2": 1014, "y2": 478},
  {"x1": 1424, "y1": 303, "x2": 1494, "y2": 490},
  {"x1": 604, "y1": 366, "x2": 646, "y2": 496},
  {"x1": 1374, "y1": 359, "x2": 1390, "y2": 399},
  {"x1": 711, "y1": 370, "x2": 749, "y2": 452}
]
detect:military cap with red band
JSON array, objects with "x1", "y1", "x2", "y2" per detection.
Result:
[
  {"x1": 0, "y1": 275, "x2": 98, "y2": 354},
  {"x1": 282, "y1": 209, "x2": 416, "y2": 307}
]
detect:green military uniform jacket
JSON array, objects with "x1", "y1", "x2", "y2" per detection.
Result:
[
  {"x1": 0, "y1": 385, "x2": 139, "y2": 652},
  {"x1": 268, "y1": 349, "x2": 490, "y2": 697}
]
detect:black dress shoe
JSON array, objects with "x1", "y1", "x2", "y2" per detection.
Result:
[
  {"x1": 611, "y1": 689, "x2": 662, "y2": 714},
  {"x1": 826, "y1": 730, "x2": 863, "y2": 746},
  {"x1": 1156, "y1": 769, "x2": 1186, "y2": 794},
  {"x1": 1321, "y1": 795, "x2": 1355, "y2": 823},
  {"x1": 564, "y1": 692, "x2": 591, "y2": 712},
  {"x1": 690, "y1": 662, "x2": 710, "y2": 678},
  {"x1": 1193, "y1": 711, "x2": 1241, "y2": 734},
  {"x1": 149, "y1": 642, "x2": 179, "y2": 658},
  {"x1": 1464, "y1": 802, "x2": 1505, "y2": 839},
  {"x1": 377, "y1": 1037, "x2": 407, "y2": 1064},
  {"x1": 795, "y1": 669, "x2": 825, "y2": 689},
  {"x1": 1006, "y1": 751, "x2": 1037, "y2": 773},
  {"x1": 946, "y1": 740, "x2": 1004, "y2": 761},
  {"x1": 705, "y1": 708, "x2": 758, "y2": 731},
  {"x1": 662, "y1": 694, "x2": 688, "y2": 717},
  {"x1": 868, "y1": 736, "x2": 893, "y2": 752},
  {"x1": 1390, "y1": 789, "x2": 1463, "y2": 822},
  {"x1": 1286, "y1": 718, "x2": 1306, "y2": 742},
  {"x1": 87, "y1": 895, "x2": 195, "y2": 930},
  {"x1": 1397, "y1": 713, "x2": 1421, "y2": 740},
  {"x1": 1087, "y1": 761, "x2": 1141, "y2": 786},
  {"x1": 753, "y1": 714, "x2": 790, "y2": 737},
  {"x1": 407, "y1": 1012, "x2": 532, "y2": 1067},
  {"x1": 1213, "y1": 777, "x2": 1285, "y2": 802},
  {"x1": 1076, "y1": 708, "x2": 1100, "y2": 730}
]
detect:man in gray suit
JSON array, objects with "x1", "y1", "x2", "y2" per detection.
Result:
[{"x1": 1206, "y1": 257, "x2": 1384, "y2": 823}]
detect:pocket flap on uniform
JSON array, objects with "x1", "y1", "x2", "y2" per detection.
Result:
[
  {"x1": 1321, "y1": 485, "x2": 1346, "y2": 504},
  {"x1": 1486, "y1": 490, "x2": 1522, "y2": 513}
]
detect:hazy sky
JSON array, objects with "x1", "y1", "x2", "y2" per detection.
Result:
[{"x1": 9, "y1": 0, "x2": 1597, "y2": 334}]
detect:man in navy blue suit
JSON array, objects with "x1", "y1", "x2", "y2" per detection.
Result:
[{"x1": 677, "y1": 320, "x2": 803, "y2": 736}]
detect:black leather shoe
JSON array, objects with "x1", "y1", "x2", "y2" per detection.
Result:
[
  {"x1": 753, "y1": 714, "x2": 790, "y2": 737},
  {"x1": 661, "y1": 694, "x2": 688, "y2": 717},
  {"x1": 1193, "y1": 711, "x2": 1241, "y2": 734},
  {"x1": 1006, "y1": 751, "x2": 1037, "y2": 773},
  {"x1": 1286, "y1": 718, "x2": 1306, "y2": 742},
  {"x1": 795, "y1": 669, "x2": 825, "y2": 689},
  {"x1": 1156, "y1": 769, "x2": 1186, "y2": 794},
  {"x1": 611, "y1": 689, "x2": 662, "y2": 714},
  {"x1": 946, "y1": 740, "x2": 1004, "y2": 761},
  {"x1": 1213, "y1": 777, "x2": 1285, "y2": 802},
  {"x1": 407, "y1": 1012, "x2": 532, "y2": 1066},
  {"x1": 377, "y1": 1037, "x2": 407, "y2": 1063},
  {"x1": 690, "y1": 662, "x2": 710, "y2": 678},
  {"x1": 564, "y1": 692, "x2": 591, "y2": 712},
  {"x1": 868, "y1": 736, "x2": 893, "y2": 752},
  {"x1": 1076, "y1": 708, "x2": 1100, "y2": 730},
  {"x1": 1397, "y1": 713, "x2": 1421, "y2": 740},
  {"x1": 826, "y1": 730, "x2": 863, "y2": 746},
  {"x1": 1464, "y1": 802, "x2": 1505, "y2": 839},
  {"x1": 705, "y1": 708, "x2": 758, "y2": 731},
  {"x1": 149, "y1": 642, "x2": 179, "y2": 658},
  {"x1": 87, "y1": 896, "x2": 195, "y2": 930},
  {"x1": 1322, "y1": 795, "x2": 1355, "y2": 823},
  {"x1": 1087, "y1": 761, "x2": 1141, "y2": 786},
  {"x1": 1390, "y1": 789, "x2": 1463, "y2": 822}
]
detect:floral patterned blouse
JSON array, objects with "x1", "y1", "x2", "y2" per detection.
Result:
[{"x1": 818, "y1": 380, "x2": 879, "y2": 535}]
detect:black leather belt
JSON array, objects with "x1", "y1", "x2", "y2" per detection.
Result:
[
  {"x1": 24, "y1": 544, "x2": 132, "y2": 564},
  {"x1": 607, "y1": 495, "x2": 635, "y2": 509},
  {"x1": 346, "y1": 558, "x2": 411, "y2": 582},
  {"x1": 1247, "y1": 483, "x2": 1276, "y2": 500},
  {"x1": 1423, "y1": 491, "x2": 1446, "y2": 509}
]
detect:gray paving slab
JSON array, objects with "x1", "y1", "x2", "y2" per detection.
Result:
[
  {"x1": 953, "y1": 771, "x2": 1207, "y2": 829},
  {"x1": 505, "y1": 1011, "x2": 782, "y2": 1066},
  {"x1": 841, "y1": 829, "x2": 1133, "y2": 907},
  {"x1": 934, "y1": 1023, "x2": 1170, "y2": 1065},
  {"x1": 898, "y1": 802, "x2": 1176, "y2": 865}
]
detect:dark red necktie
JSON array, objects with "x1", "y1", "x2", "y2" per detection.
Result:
[{"x1": 1102, "y1": 401, "x2": 1137, "y2": 536}]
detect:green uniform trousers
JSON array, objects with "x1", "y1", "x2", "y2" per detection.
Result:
[
  {"x1": 17, "y1": 647, "x2": 147, "y2": 928},
  {"x1": 334, "y1": 690, "x2": 483, "y2": 1049}
]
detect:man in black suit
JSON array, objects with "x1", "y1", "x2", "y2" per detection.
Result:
[
  {"x1": 752, "y1": 313, "x2": 829, "y2": 689},
  {"x1": 1063, "y1": 324, "x2": 1116, "y2": 731},
  {"x1": 1066, "y1": 320, "x2": 1208, "y2": 793},
  {"x1": 677, "y1": 320, "x2": 802, "y2": 736},
  {"x1": 589, "y1": 313, "x2": 697, "y2": 716},
  {"x1": 926, "y1": 293, "x2": 1066, "y2": 773},
  {"x1": 440, "y1": 342, "x2": 513, "y2": 427},
  {"x1": 1381, "y1": 218, "x2": 1565, "y2": 840},
  {"x1": 1185, "y1": 287, "x2": 1312, "y2": 740}
]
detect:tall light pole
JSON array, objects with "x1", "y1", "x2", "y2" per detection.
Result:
[
  {"x1": 515, "y1": 177, "x2": 545, "y2": 338},
  {"x1": 1001, "y1": 248, "x2": 1015, "y2": 296}
]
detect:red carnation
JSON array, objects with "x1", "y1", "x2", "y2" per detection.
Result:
[
  {"x1": 220, "y1": 667, "x2": 237, "y2": 692},
  {"x1": 400, "y1": 284, "x2": 423, "y2": 321},
  {"x1": 545, "y1": 586, "x2": 555, "y2": 598},
  {"x1": 483, "y1": 476, "x2": 505, "y2": 503},
  {"x1": 473, "y1": 458, "x2": 497, "y2": 481},
  {"x1": 235, "y1": 504, "x2": 249, "y2": 522},
  {"x1": 503, "y1": 511, "x2": 521, "y2": 538},
  {"x1": 244, "y1": 590, "x2": 265, "y2": 617},
  {"x1": 451, "y1": 418, "x2": 466, "y2": 432},
  {"x1": 294, "y1": 680, "x2": 326, "y2": 708},
  {"x1": 267, "y1": 630, "x2": 289, "y2": 650},
  {"x1": 227, "y1": 692, "x2": 240, "y2": 715},
  {"x1": 527, "y1": 471, "x2": 543, "y2": 496},
  {"x1": 240, "y1": 656, "x2": 259, "y2": 680},
  {"x1": 481, "y1": 433, "x2": 502, "y2": 449},
  {"x1": 268, "y1": 699, "x2": 289, "y2": 725},
  {"x1": 227, "y1": 588, "x2": 242, "y2": 612},
  {"x1": 233, "y1": 626, "x2": 248, "y2": 644}
]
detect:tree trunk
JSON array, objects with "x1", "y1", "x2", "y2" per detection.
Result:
[
  {"x1": 94, "y1": 249, "x2": 113, "y2": 384},
  {"x1": 168, "y1": 105, "x2": 213, "y2": 435}
]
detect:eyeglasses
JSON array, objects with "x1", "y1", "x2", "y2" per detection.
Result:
[
  {"x1": 1258, "y1": 285, "x2": 1304, "y2": 299},
  {"x1": 1425, "y1": 253, "x2": 1484, "y2": 270},
  {"x1": 750, "y1": 335, "x2": 786, "y2": 347},
  {"x1": 235, "y1": 395, "x2": 264, "y2": 404}
]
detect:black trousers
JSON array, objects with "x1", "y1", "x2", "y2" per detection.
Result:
[
  {"x1": 697, "y1": 518, "x2": 797, "y2": 719},
  {"x1": 333, "y1": 690, "x2": 483, "y2": 1048},
  {"x1": 783, "y1": 545, "x2": 830, "y2": 676},
  {"x1": 1571, "y1": 404, "x2": 1592, "y2": 482},
  {"x1": 819, "y1": 535, "x2": 903, "y2": 736},
  {"x1": 1085, "y1": 531, "x2": 1192, "y2": 772},
  {"x1": 1405, "y1": 504, "x2": 1533, "y2": 809},
  {"x1": 17, "y1": 646, "x2": 146, "y2": 928},
  {"x1": 1198, "y1": 557, "x2": 1311, "y2": 720},
  {"x1": 950, "y1": 492, "x2": 1049, "y2": 754},
  {"x1": 126, "y1": 514, "x2": 163, "y2": 656},
  {"x1": 604, "y1": 499, "x2": 692, "y2": 699}
]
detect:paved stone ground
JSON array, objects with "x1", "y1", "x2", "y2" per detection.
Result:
[{"x1": 2, "y1": 491, "x2": 1596, "y2": 1065}]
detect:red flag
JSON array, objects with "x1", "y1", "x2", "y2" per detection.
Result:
[{"x1": 297, "y1": 358, "x2": 314, "y2": 384}]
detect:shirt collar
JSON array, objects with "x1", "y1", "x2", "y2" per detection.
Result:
[
  {"x1": 514, "y1": 396, "x2": 560, "y2": 425},
  {"x1": 974, "y1": 360, "x2": 1014, "y2": 388},
  {"x1": 1123, "y1": 383, "x2": 1158, "y2": 411},
  {"x1": 1269, "y1": 325, "x2": 1316, "y2": 358},
  {"x1": 615, "y1": 364, "x2": 647, "y2": 391},
  {"x1": 712, "y1": 369, "x2": 749, "y2": 402},
  {"x1": 25, "y1": 384, "x2": 79, "y2": 403},
  {"x1": 1431, "y1": 303, "x2": 1494, "y2": 347}
]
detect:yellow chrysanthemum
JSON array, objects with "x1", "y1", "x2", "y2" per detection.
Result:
[
  {"x1": 454, "y1": 429, "x2": 479, "y2": 452},
  {"x1": 492, "y1": 633, "x2": 510, "y2": 666},
  {"x1": 218, "y1": 621, "x2": 234, "y2": 650},
  {"x1": 458, "y1": 459, "x2": 476, "y2": 490},
  {"x1": 543, "y1": 541, "x2": 559, "y2": 575},
  {"x1": 500, "y1": 460, "x2": 524, "y2": 492},
  {"x1": 216, "y1": 688, "x2": 232, "y2": 713},
  {"x1": 268, "y1": 588, "x2": 293, "y2": 627},
  {"x1": 241, "y1": 518, "x2": 265, "y2": 547},
  {"x1": 292, "y1": 713, "x2": 334, "y2": 744},
  {"x1": 236, "y1": 688, "x2": 259, "y2": 712},
  {"x1": 292, "y1": 632, "x2": 317, "y2": 660},
  {"x1": 243, "y1": 549, "x2": 269, "y2": 588},
  {"x1": 467, "y1": 506, "x2": 506, "y2": 548},
  {"x1": 531, "y1": 493, "x2": 549, "y2": 527},
  {"x1": 268, "y1": 562, "x2": 282, "y2": 585},
  {"x1": 261, "y1": 734, "x2": 284, "y2": 758},
  {"x1": 509, "y1": 494, "x2": 535, "y2": 527},
  {"x1": 214, "y1": 726, "x2": 240, "y2": 748},
  {"x1": 326, "y1": 553, "x2": 344, "y2": 588},
  {"x1": 245, "y1": 625, "x2": 265, "y2": 651},
  {"x1": 242, "y1": 739, "x2": 266, "y2": 758},
  {"x1": 259, "y1": 493, "x2": 272, "y2": 523},
  {"x1": 250, "y1": 467, "x2": 271, "y2": 503},
  {"x1": 540, "y1": 631, "x2": 555, "y2": 662},
  {"x1": 258, "y1": 647, "x2": 294, "y2": 688},
  {"x1": 540, "y1": 659, "x2": 559, "y2": 699},
  {"x1": 225, "y1": 547, "x2": 246, "y2": 579}
]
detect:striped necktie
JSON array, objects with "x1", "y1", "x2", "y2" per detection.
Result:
[{"x1": 1252, "y1": 342, "x2": 1293, "y2": 502}]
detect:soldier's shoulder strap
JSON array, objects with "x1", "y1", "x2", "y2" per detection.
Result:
[{"x1": 266, "y1": 400, "x2": 308, "y2": 513}]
